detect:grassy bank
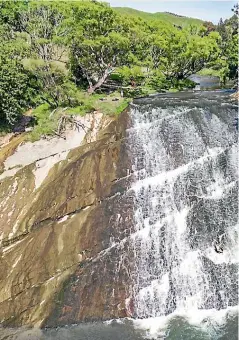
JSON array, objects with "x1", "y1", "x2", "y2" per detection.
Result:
[
  {"x1": 28, "y1": 91, "x2": 130, "y2": 142},
  {"x1": 1, "y1": 81, "x2": 195, "y2": 142}
]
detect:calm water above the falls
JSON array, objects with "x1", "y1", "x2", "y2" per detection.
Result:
[{"x1": 1, "y1": 90, "x2": 238, "y2": 339}]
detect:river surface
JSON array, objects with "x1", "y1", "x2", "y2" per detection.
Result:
[
  {"x1": 188, "y1": 75, "x2": 221, "y2": 90},
  {"x1": 0, "y1": 309, "x2": 238, "y2": 339},
  {"x1": 1, "y1": 90, "x2": 238, "y2": 340}
]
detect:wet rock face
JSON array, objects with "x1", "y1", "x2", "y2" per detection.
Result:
[{"x1": 0, "y1": 111, "x2": 134, "y2": 327}]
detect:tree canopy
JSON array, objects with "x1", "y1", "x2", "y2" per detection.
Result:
[
  {"x1": 216, "y1": 12, "x2": 238, "y2": 80},
  {"x1": 0, "y1": 0, "x2": 237, "y2": 126}
]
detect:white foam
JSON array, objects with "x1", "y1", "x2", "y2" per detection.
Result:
[
  {"x1": 130, "y1": 107, "x2": 191, "y2": 131},
  {"x1": 175, "y1": 207, "x2": 189, "y2": 235},
  {"x1": 132, "y1": 147, "x2": 224, "y2": 192},
  {"x1": 204, "y1": 224, "x2": 239, "y2": 265},
  {"x1": 133, "y1": 306, "x2": 238, "y2": 339},
  {"x1": 128, "y1": 101, "x2": 238, "y2": 322}
]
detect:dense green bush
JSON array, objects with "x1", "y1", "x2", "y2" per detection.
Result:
[{"x1": 0, "y1": 58, "x2": 36, "y2": 125}]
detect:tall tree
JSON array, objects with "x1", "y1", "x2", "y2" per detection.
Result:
[
  {"x1": 19, "y1": 1, "x2": 72, "y2": 61},
  {"x1": 149, "y1": 25, "x2": 221, "y2": 80},
  {"x1": 18, "y1": 1, "x2": 77, "y2": 107},
  {"x1": 0, "y1": 0, "x2": 28, "y2": 32},
  {"x1": 70, "y1": 1, "x2": 136, "y2": 93},
  {"x1": 216, "y1": 10, "x2": 238, "y2": 80}
]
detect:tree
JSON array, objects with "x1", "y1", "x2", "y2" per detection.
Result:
[
  {"x1": 23, "y1": 59, "x2": 73, "y2": 108},
  {"x1": 19, "y1": 1, "x2": 72, "y2": 62},
  {"x1": 0, "y1": 0, "x2": 28, "y2": 32},
  {"x1": 149, "y1": 25, "x2": 221, "y2": 81},
  {"x1": 232, "y1": 3, "x2": 239, "y2": 15},
  {"x1": 0, "y1": 33, "x2": 36, "y2": 124},
  {"x1": 70, "y1": 1, "x2": 135, "y2": 93},
  {"x1": 17, "y1": 1, "x2": 79, "y2": 107},
  {"x1": 216, "y1": 12, "x2": 238, "y2": 80}
]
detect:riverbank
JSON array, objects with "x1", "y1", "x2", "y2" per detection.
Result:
[{"x1": 1, "y1": 79, "x2": 237, "y2": 145}]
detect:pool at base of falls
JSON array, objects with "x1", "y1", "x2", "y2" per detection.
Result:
[
  {"x1": 1, "y1": 306, "x2": 238, "y2": 340},
  {"x1": 133, "y1": 305, "x2": 238, "y2": 339}
]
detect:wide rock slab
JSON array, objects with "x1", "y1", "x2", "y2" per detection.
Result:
[{"x1": 0, "y1": 111, "x2": 134, "y2": 327}]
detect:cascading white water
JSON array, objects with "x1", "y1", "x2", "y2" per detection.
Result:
[{"x1": 128, "y1": 92, "x2": 238, "y2": 319}]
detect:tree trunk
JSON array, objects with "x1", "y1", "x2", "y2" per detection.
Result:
[
  {"x1": 176, "y1": 73, "x2": 185, "y2": 80},
  {"x1": 88, "y1": 67, "x2": 112, "y2": 94}
]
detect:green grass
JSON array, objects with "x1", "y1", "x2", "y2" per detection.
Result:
[
  {"x1": 28, "y1": 103, "x2": 60, "y2": 141},
  {"x1": 28, "y1": 91, "x2": 130, "y2": 141},
  {"x1": 115, "y1": 100, "x2": 130, "y2": 115},
  {"x1": 67, "y1": 91, "x2": 129, "y2": 116},
  {"x1": 114, "y1": 7, "x2": 203, "y2": 27},
  {"x1": 95, "y1": 93, "x2": 130, "y2": 115}
]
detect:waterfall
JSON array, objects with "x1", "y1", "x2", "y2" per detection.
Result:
[{"x1": 128, "y1": 92, "x2": 238, "y2": 319}]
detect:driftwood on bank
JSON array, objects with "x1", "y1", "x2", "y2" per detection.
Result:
[{"x1": 54, "y1": 115, "x2": 89, "y2": 139}]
